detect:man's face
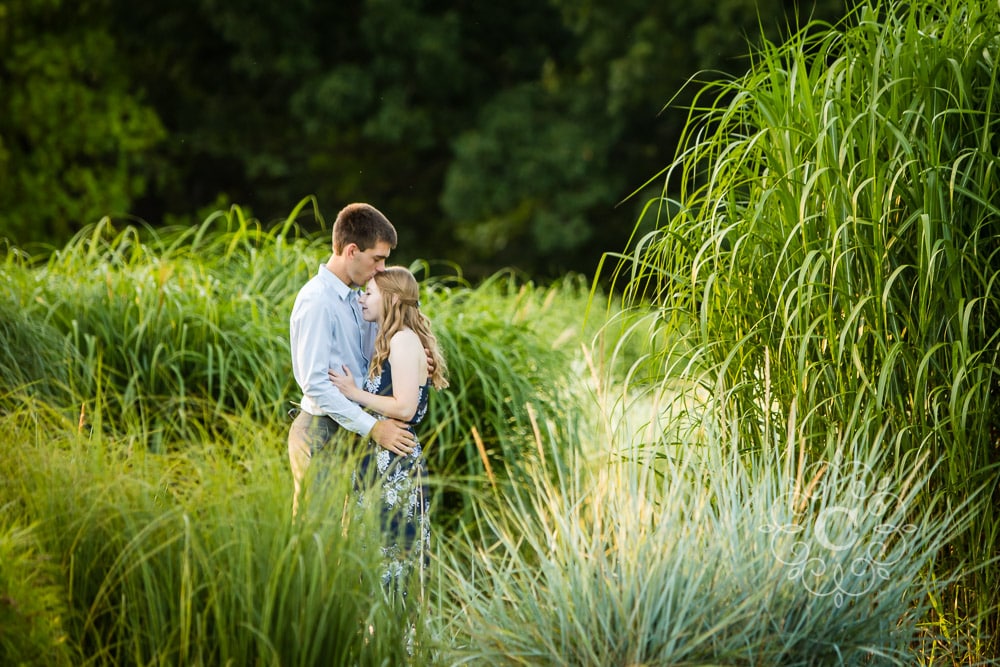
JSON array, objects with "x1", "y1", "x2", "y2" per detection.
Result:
[{"x1": 348, "y1": 241, "x2": 391, "y2": 287}]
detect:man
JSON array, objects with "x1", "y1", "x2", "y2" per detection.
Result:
[{"x1": 287, "y1": 202, "x2": 415, "y2": 515}]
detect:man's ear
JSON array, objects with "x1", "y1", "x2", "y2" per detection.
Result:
[{"x1": 343, "y1": 242, "x2": 358, "y2": 258}]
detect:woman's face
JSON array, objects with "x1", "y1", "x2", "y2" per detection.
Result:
[{"x1": 359, "y1": 277, "x2": 384, "y2": 323}]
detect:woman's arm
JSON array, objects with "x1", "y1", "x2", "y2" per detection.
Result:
[{"x1": 329, "y1": 330, "x2": 425, "y2": 421}]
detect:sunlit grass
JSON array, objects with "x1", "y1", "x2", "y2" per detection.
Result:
[
  {"x1": 2, "y1": 359, "x2": 978, "y2": 665},
  {"x1": 434, "y1": 397, "x2": 974, "y2": 665},
  {"x1": 3, "y1": 398, "x2": 416, "y2": 666},
  {"x1": 609, "y1": 0, "x2": 1000, "y2": 658}
]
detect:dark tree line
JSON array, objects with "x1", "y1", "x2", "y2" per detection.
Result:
[{"x1": 0, "y1": 0, "x2": 851, "y2": 279}]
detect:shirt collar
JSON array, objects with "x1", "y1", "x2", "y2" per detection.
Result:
[{"x1": 319, "y1": 264, "x2": 357, "y2": 301}]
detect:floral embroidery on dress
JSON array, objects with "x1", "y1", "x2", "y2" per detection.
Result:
[
  {"x1": 363, "y1": 373, "x2": 382, "y2": 395},
  {"x1": 352, "y1": 360, "x2": 431, "y2": 600}
]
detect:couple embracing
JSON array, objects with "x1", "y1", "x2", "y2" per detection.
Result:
[{"x1": 286, "y1": 202, "x2": 448, "y2": 599}]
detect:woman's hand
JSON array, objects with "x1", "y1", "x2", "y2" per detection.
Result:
[{"x1": 328, "y1": 365, "x2": 360, "y2": 401}]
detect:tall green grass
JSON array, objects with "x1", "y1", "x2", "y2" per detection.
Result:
[
  {"x1": 13, "y1": 204, "x2": 312, "y2": 450},
  {"x1": 3, "y1": 400, "x2": 415, "y2": 665},
  {"x1": 1, "y1": 201, "x2": 604, "y2": 663},
  {"x1": 2, "y1": 326, "x2": 977, "y2": 665},
  {"x1": 0, "y1": 199, "x2": 589, "y2": 487},
  {"x1": 609, "y1": 0, "x2": 1000, "y2": 656}
]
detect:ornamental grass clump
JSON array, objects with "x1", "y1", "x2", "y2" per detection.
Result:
[
  {"x1": 434, "y1": 410, "x2": 968, "y2": 665},
  {"x1": 608, "y1": 0, "x2": 1000, "y2": 652},
  {"x1": 3, "y1": 400, "x2": 414, "y2": 666}
]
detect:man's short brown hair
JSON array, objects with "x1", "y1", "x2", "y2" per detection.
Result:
[{"x1": 332, "y1": 203, "x2": 398, "y2": 253}]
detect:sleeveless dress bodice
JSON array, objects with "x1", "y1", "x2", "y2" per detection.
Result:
[{"x1": 363, "y1": 360, "x2": 430, "y2": 428}]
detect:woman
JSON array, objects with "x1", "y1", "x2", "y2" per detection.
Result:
[{"x1": 329, "y1": 266, "x2": 448, "y2": 599}]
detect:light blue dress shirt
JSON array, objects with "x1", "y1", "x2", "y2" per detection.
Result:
[{"x1": 289, "y1": 264, "x2": 378, "y2": 436}]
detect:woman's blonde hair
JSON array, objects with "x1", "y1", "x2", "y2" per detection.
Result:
[{"x1": 368, "y1": 267, "x2": 449, "y2": 390}]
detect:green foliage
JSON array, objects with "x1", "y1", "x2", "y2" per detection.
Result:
[
  {"x1": 0, "y1": 0, "x2": 165, "y2": 243},
  {"x1": 442, "y1": 84, "x2": 618, "y2": 263},
  {"x1": 0, "y1": 0, "x2": 855, "y2": 279},
  {"x1": 611, "y1": 0, "x2": 1000, "y2": 655},
  {"x1": 2, "y1": 404, "x2": 413, "y2": 666},
  {"x1": 101, "y1": 0, "x2": 577, "y2": 275}
]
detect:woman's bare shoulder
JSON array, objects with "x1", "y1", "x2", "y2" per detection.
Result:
[{"x1": 389, "y1": 328, "x2": 422, "y2": 349}]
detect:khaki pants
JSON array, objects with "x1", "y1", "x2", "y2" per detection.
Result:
[{"x1": 287, "y1": 411, "x2": 355, "y2": 517}]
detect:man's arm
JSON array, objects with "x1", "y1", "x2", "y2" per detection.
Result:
[{"x1": 289, "y1": 288, "x2": 376, "y2": 435}]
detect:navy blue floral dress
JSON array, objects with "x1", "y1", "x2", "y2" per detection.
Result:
[{"x1": 353, "y1": 359, "x2": 431, "y2": 596}]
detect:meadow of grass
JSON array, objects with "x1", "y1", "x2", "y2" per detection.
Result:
[
  {"x1": 1, "y1": 221, "x2": 986, "y2": 665},
  {"x1": 0, "y1": 199, "x2": 604, "y2": 665},
  {"x1": 2, "y1": 0, "x2": 999, "y2": 664}
]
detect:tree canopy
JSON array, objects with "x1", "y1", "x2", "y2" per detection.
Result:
[{"x1": 0, "y1": 0, "x2": 851, "y2": 279}]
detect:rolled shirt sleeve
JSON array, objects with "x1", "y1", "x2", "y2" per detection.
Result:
[{"x1": 289, "y1": 265, "x2": 378, "y2": 436}]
